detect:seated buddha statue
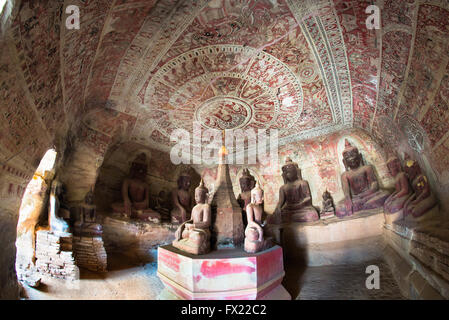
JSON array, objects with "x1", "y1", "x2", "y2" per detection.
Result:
[
  {"x1": 384, "y1": 156, "x2": 413, "y2": 218},
  {"x1": 272, "y1": 157, "x2": 319, "y2": 223},
  {"x1": 74, "y1": 189, "x2": 103, "y2": 237},
  {"x1": 244, "y1": 181, "x2": 272, "y2": 253},
  {"x1": 172, "y1": 179, "x2": 211, "y2": 255},
  {"x1": 170, "y1": 172, "x2": 192, "y2": 224},
  {"x1": 335, "y1": 140, "x2": 391, "y2": 218},
  {"x1": 112, "y1": 153, "x2": 161, "y2": 223},
  {"x1": 403, "y1": 156, "x2": 438, "y2": 220},
  {"x1": 237, "y1": 168, "x2": 256, "y2": 227},
  {"x1": 320, "y1": 190, "x2": 335, "y2": 219}
]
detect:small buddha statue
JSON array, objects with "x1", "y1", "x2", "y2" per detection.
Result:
[
  {"x1": 74, "y1": 190, "x2": 103, "y2": 237},
  {"x1": 272, "y1": 157, "x2": 319, "y2": 223},
  {"x1": 403, "y1": 156, "x2": 438, "y2": 219},
  {"x1": 244, "y1": 181, "x2": 272, "y2": 253},
  {"x1": 237, "y1": 168, "x2": 256, "y2": 226},
  {"x1": 170, "y1": 171, "x2": 192, "y2": 224},
  {"x1": 48, "y1": 180, "x2": 70, "y2": 234},
  {"x1": 111, "y1": 153, "x2": 161, "y2": 223},
  {"x1": 384, "y1": 156, "x2": 413, "y2": 217},
  {"x1": 172, "y1": 179, "x2": 211, "y2": 255},
  {"x1": 320, "y1": 190, "x2": 335, "y2": 219},
  {"x1": 335, "y1": 140, "x2": 391, "y2": 217}
]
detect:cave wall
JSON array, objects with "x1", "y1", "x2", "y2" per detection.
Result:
[
  {"x1": 0, "y1": 0, "x2": 67, "y2": 299},
  {"x1": 196, "y1": 128, "x2": 393, "y2": 214},
  {"x1": 93, "y1": 141, "x2": 196, "y2": 212},
  {"x1": 94, "y1": 128, "x2": 392, "y2": 216},
  {"x1": 370, "y1": 1, "x2": 449, "y2": 218}
]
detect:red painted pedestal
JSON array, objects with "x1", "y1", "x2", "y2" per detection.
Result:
[{"x1": 157, "y1": 245, "x2": 291, "y2": 300}]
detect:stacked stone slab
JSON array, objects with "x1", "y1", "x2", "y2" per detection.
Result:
[
  {"x1": 35, "y1": 230, "x2": 79, "y2": 280},
  {"x1": 384, "y1": 221, "x2": 449, "y2": 299},
  {"x1": 73, "y1": 236, "x2": 107, "y2": 272}
]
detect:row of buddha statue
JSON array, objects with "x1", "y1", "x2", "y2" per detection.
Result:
[
  {"x1": 171, "y1": 177, "x2": 272, "y2": 255},
  {"x1": 109, "y1": 140, "x2": 438, "y2": 256}
]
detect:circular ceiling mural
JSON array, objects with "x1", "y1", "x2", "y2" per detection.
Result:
[
  {"x1": 145, "y1": 44, "x2": 303, "y2": 133},
  {"x1": 195, "y1": 96, "x2": 252, "y2": 130}
]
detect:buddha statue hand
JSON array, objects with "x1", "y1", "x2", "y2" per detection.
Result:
[{"x1": 175, "y1": 219, "x2": 193, "y2": 241}]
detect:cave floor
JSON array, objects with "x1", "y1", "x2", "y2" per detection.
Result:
[
  {"x1": 22, "y1": 254, "x2": 404, "y2": 300},
  {"x1": 284, "y1": 259, "x2": 405, "y2": 300},
  {"x1": 21, "y1": 252, "x2": 165, "y2": 300}
]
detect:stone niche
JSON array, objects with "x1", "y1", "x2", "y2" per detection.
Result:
[{"x1": 94, "y1": 141, "x2": 201, "y2": 215}]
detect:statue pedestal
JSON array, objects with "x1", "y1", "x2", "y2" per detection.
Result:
[{"x1": 157, "y1": 245, "x2": 290, "y2": 300}]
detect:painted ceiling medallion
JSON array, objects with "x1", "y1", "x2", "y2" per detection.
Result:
[
  {"x1": 147, "y1": 44, "x2": 304, "y2": 132},
  {"x1": 195, "y1": 96, "x2": 252, "y2": 130}
]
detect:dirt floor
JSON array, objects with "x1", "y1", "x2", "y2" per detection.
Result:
[
  {"x1": 21, "y1": 252, "x2": 165, "y2": 300},
  {"x1": 22, "y1": 253, "x2": 404, "y2": 300}
]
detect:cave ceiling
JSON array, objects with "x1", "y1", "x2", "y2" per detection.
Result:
[{"x1": 45, "y1": 0, "x2": 447, "y2": 153}]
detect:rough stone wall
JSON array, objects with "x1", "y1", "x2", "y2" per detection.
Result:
[
  {"x1": 0, "y1": 0, "x2": 66, "y2": 298},
  {"x1": 102, "y1": 216, "x2": 176, "y2": 262},
  {"x1": 73, "y1": 236, "x2": 107, "y2": 273},
  {"x1": 0, "y1": 208, "x2": 20, "y2": 299},
  {"x1": 384, "y1": 221, "x2": 449, "y2": 299},
  {"x1": 35, "y1": 230, "x2": 79, "y2": 281}
]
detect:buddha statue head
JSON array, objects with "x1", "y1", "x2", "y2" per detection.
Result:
[
  {"x1": 403, "y1": 154, "x2": 422, "y2": 182},
  {"x1": 239, "y1": 168, "x2": 256, "y2": 193},
  {"x1": 323, "y1": 189, "x2": 332, "y2": 201},
  {"x1": 194, "y1": 179, "x2": 208, "y2": 204},
  {"x1": 387, "y1": 156, "x2": 402, "y2": 177},
  {"x1": 342, "y1": 140, "x2": 362, "y2": 170},
  {"x1": 129, "y1": 153, "x2": 148, "y2": 180},
  {"x1": 250, "y1": 181, "x2": 264, "y2": 205},
  {"x1": 177, "y1": 171, "x2": 192, "y2": 191},
  {"x1": 282, "y1": 157, "x2": 300, "y2": 183}
]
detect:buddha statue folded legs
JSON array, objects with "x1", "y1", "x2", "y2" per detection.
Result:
[
  {"x1": 74, "y1": 190, "x2": 103, "y2": 237},
  {"x1": 237, "y1": 168, "x2": 256, "y2": 227},
  {"x1": 244, "y1": 181, "x2": 273, "y2": 253},
  {"x1": 335, "y1": 140, "x2": 391, "y2": 218},
  {"x1": 383, "y1": 157, "x2": 413, "y2": 221},
  {"x1": 172, "y1": 180, "x2": 211, "y2": 255},
  {"x1": 170, "y1": 172, "x2": 192, "y2": 224},
  {"x1": 111, "y1": 153, "x2": 161, "y2": 223},
  {"x1": 271, "y1": 157, "x2": 319, "y2": 224},
  {"x1": 402, "y1": 157, "x2": 438, "y2": 222}
]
